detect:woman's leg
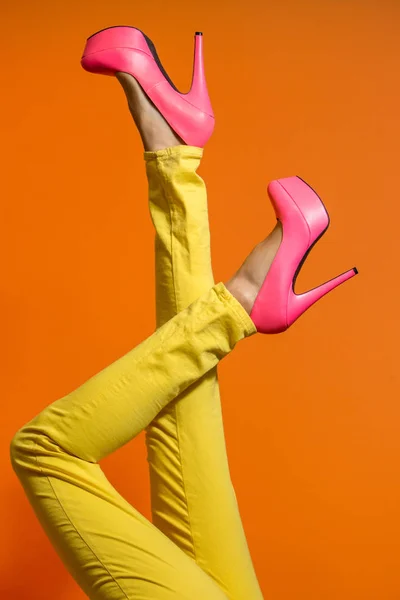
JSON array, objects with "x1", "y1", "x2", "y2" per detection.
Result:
[
  {"x1": 10, "y1": 283, "x2": 256, "y2": 600},
  {"x1": 143, "y1": 144, "x2": 264, "y2": 599}
]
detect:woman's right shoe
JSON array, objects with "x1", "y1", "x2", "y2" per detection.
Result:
[
  {"x1": 81, "y1": 26, "x2": 214, "y2": 148},
  {"x1": 250, "y1": 176, "x2": 358, "y2": 334}
]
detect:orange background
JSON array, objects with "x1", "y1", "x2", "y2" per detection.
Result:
[{"x1": 2, "y1": 0, "x2": 399, "y2": 598}]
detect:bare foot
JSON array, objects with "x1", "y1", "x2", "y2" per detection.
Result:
[
  {"x1": 115, "y1": 72, "x2": 186, "y2": 151},
  {"x1": 225, "y1": 221, "x2": 283, "y2": 315}
]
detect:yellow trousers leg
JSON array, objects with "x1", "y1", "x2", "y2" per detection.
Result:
[
  {"x1": 144, "y1": 145, "x2": 263, "y2": 599},
  {"x1": 9, "y1": 147, "x2": 260, "y2": 600}
]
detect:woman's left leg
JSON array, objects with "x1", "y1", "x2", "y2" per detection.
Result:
[
  {"x1": 10, "y1": 280, "x2": 255, "y2": 599},
  {"x1": 143, "y1": 144, "x2": 264, "y2": 600}
]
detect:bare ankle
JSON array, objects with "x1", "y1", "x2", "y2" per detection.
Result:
[
  {"x1": 116, "y1": 72, "x2": 186, "y2": 151},
  {"x1": 224, "y1": 276, "x2": 257, "y2": 315},
  {"x1": 225, "y1": 221, "x2": 283, "y2": 315}
]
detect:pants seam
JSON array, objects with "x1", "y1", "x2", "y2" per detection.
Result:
[
  {"x1": 32, "y1": 437, "x2": 129, "y2": 600},
  {"x1": 154, "y1": 156, "x2": 199, "y2": 564}
]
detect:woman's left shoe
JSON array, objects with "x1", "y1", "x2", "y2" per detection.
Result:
[
  {"x1": 249, "y1": 176, "x2": 358, "y2": 334},
  {"x1": 81, "y1": 26, "x2": 215, "y2": 147}
]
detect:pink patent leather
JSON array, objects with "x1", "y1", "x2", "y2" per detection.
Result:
[
  {"x1": 250, "y1": 176, "x2": 358, "y2": 334},
  {"x1": 81, "y1": 27, "x2": 214, "y2": 147}
]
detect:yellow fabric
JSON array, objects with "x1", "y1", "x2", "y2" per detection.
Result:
[{"x1": 10, "y1": 145, "x2": 263, "y2": 600}]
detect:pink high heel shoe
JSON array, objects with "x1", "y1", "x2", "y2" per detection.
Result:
[
  {"x1": 81, "y1": 26, "x2": 214, "y2": 147},
  {"x1": 250, "y1": 176, "x2": 358, "y2": 334}
]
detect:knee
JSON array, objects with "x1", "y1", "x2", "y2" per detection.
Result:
[{"x1": 9, "y1": 427, "x2": 35, "y2": 473}]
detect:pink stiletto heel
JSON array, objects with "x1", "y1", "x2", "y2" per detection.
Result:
[
  {"x1": 250, "y1": 176, "x2": 358, "y2": 334},
  {"x1": 81, "y1": 26, "x2": 214, "y2": 147}
]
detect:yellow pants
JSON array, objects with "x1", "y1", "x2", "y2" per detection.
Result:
[{"x1": 10, "y1": 145, "x2": 263, "y2": 600}]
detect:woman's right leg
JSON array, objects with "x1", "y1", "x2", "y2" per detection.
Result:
[
  {"x1": 144, "y1": 144, "x2": 264, "y2": 599},
  {"x1": 10, "y1": 282, "x2": 256, "y2": 600}
]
